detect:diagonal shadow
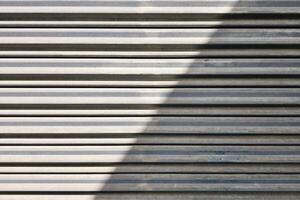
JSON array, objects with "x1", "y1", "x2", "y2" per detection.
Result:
[{"x1": 95, "y1": 0, "x2": 246, "y2": 197}]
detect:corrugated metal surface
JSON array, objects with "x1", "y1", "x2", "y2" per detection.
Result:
[{"x1": 0, "y1": 0, "x2": 300, "y2": 199}]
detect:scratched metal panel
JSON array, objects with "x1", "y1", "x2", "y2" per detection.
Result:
[{"x1": 0, "y1": 0, "x2": 299, "y2": 199}]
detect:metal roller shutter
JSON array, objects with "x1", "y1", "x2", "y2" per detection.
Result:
[{"x1": 0, "y1": 0, "x2": 299, "y2": 199}]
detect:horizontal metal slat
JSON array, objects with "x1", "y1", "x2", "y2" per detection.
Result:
[
  {"x1": 2, "y1": 106, "x2": 300, "y2": 116},
  {"x1": 3, "y1": 79, "x2": 300, "y2": 87},
  {"x1": 0, "y1": 193, "x2": 300, "y2": 200},
  {"x1": 0, "y1": 0, "x2": 299, "y2": 14},
  {"x1": 0, "y1": 29, "x2": 298, "y2": 44},
  {"x1": 0, "y1": 117, "x2": 299, "y2": 134},
  {"x1": 1, "y1": 58, "x2": 299, "y2": 75},
  {"x1": 2, "y1": 135, "x2": 300, "y2": 145},
  {"x1": 0, "y1": 88, "x2": 299, "y2": 105},
  {"x1": 0, "y1": 174, "x2": 299, "y2": 192},
  {"x1": 0, "y1": 145, "x2": 299, "y2": 163},
  {"x1": 1, "y1": 163, "x2": 300, "y2": 174}
]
